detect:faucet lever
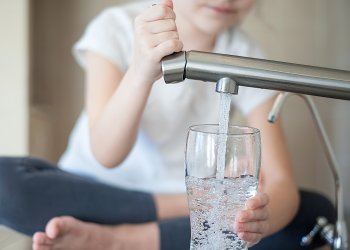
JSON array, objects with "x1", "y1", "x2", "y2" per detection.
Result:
[{"x1": 301, "y1": 217, "x2": 328, "y2": 246}]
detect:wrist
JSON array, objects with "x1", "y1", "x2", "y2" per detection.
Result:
[{"x1": 127, "y1": 64, "x2": 160, "y2": 88}]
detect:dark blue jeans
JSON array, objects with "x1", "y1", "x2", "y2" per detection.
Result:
[{"x1": 0, "y1": 157, "x2": 335, "y2": 250}]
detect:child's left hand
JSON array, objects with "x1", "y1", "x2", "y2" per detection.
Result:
[{"x1": 234, "y1": 192, "x2": 270, "y2": 247}]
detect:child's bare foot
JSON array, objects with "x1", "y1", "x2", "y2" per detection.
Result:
[{"x1": 32, "y1": 216, "x2": 159, "y2": 250}]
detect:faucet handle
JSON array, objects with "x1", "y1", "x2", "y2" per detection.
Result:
[
  {"x1": 321, "y1": 224, "x2": 335, "y2": 246},
  {"x1": 162, "y1": 51, "x2": 187, "y2": 83},
  {"x1": 300, "y1": 217, "x2": 328, "y2": 246}
]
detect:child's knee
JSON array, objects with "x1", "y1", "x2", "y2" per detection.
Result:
[
  {"x1": 0, "y1": 157, "x2": 37, "y2": 207},
  {"x1": 0, "y1": 157, "x2": 26, "y2": 181}
]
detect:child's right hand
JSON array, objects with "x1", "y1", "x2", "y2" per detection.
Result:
[
  {"x1": 234, "y1": 192, "x2": 270, "y2": 247},
  {"x1": 131, "y1": 0, "x2": 183, "y2": 85}
]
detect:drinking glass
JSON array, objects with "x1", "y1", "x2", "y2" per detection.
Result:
[{"x1": 185, "y1": 124, "x2": 261, "y2": 250}]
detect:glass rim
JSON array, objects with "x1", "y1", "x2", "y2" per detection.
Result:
[{"x1": 189, "y1": 124, "x2": 260, "y2": 136}]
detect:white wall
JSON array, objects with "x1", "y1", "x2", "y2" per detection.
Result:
[
  {"x1": 0, "y1": 0, "x2": 30, "y2": 155},
  {"x1": 30, "y1": 0, "x2": 132, "y2": 161}
]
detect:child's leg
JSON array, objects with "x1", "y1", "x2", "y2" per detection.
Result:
[
  {"x1": 0, "y1": 157, "x2": 157, "y2": 235},
  {"x1": 159, "y1": 217, "x2": 191, "y2": 250}
]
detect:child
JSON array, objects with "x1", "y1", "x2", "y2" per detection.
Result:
[{"x1": 3, "y1": 0, "x2": 335, "y2": 249}]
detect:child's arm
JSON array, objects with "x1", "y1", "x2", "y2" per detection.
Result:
[
  {"x1": 85, "y1": 0, "x2": 183, "y2": 168},
  {"x1": 234, "y1": 96, "x2": 300, "y2": 246}
]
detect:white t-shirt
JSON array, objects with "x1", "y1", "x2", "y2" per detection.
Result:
[{"x1": 59, "y1": 1, "x2": 276, "y2": 194}]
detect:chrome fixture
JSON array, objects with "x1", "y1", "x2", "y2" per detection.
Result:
[
  {"x1": 162, "y1": 51, "x2": 350, "y2": 99},
  {"x1": 268, "y1": 92, "x2": 347, "y2": 250},
  {"x1": 216, "y1": 77, "x2": 239, "y2": 94},
  {"x1": 301, "y1": 216, "x2": 339, "y2": 248},
  {"x1": 301, "y1": 217, "x2": 331, "y2": 246}
]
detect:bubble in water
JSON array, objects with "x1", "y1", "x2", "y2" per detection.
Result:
[{"x1": 186, "y1": 176, "x2": 258, "y2": 250}]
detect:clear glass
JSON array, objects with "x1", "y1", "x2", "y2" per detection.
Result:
[{"x1": 185, "y1": 124, "x2": 261, "y2": 250}]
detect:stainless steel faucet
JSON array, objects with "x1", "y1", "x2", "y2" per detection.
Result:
[
  {"x1": 161, "y1": 51, "x2": 350, "y2": 250},
  {"x1": 162, "y1": 51, "x2": 350, "y2": 99}
]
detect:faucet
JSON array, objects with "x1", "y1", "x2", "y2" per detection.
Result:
[
  {"x1": 268, "y1": 92, "x2": 348, "y2": 250},
  {"x1": 161, "y1": 51, "x2": 350, "y2": 99},
  {"x1": 161, "y1": 51, "x2": 350, "y2": 250}
]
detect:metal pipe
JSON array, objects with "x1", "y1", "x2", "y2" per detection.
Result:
[
  {"x1": 268, "y1": 92, "x2": 348, "y2": 250},
  {"x1": 162, "y1": 51, "x2": 350, "y2": 100}
]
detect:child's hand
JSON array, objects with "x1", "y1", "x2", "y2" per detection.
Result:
[
  {"x1": 131, "y1": 0, "x2": 183, "y2": 84},
  {"x1": 234, "y1": 192, "x2": 270, "y2": 247}
]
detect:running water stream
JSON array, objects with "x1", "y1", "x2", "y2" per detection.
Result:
[{"x1": 216, "y1": 92, "x2": 232, "y2": 179}]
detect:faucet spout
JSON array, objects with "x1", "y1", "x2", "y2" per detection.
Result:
[
  {"x1": 216, "y1": 78, "x2": 239, "y2": 95},
  {"x1": 268, "y1": 92, "x2": 291, "y2": 123}
]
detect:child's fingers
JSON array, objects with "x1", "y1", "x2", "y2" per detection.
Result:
[
  {"x1": 137, "y1": 4, "x2": 175, "y2": 22},
  {"x1": 149, "y1": 31, "x2": 179, "y2": 47},
  {"x1": 235, "y1": 207, "x2": 269, "y2": 223},
  {"x1": 234, "y1": 220, "x2": 269, "y2": 234},
  {"x1": 144, "y1": 19, "x2": 177, "y2": 34},
  {"x1": 160, "y1": 0, "x2": 173, "y2": 9},
  {"x1": 246, "y1": 192, "x2": 269, "y2": 210},
  {"x1": 152, "y1": 39, "x2": 183, "y2": 61},
  {"x1": 237, "y1": 232, "x2": 263, "y2": 246}
]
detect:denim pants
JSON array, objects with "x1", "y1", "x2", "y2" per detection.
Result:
[{"x1": 0, "y1": 157, "x2": 335, "y2": 250}]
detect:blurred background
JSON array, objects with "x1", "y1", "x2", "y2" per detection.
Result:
[{"x1": 0, "y1": 0, "x2": 350, "y2": 244}]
